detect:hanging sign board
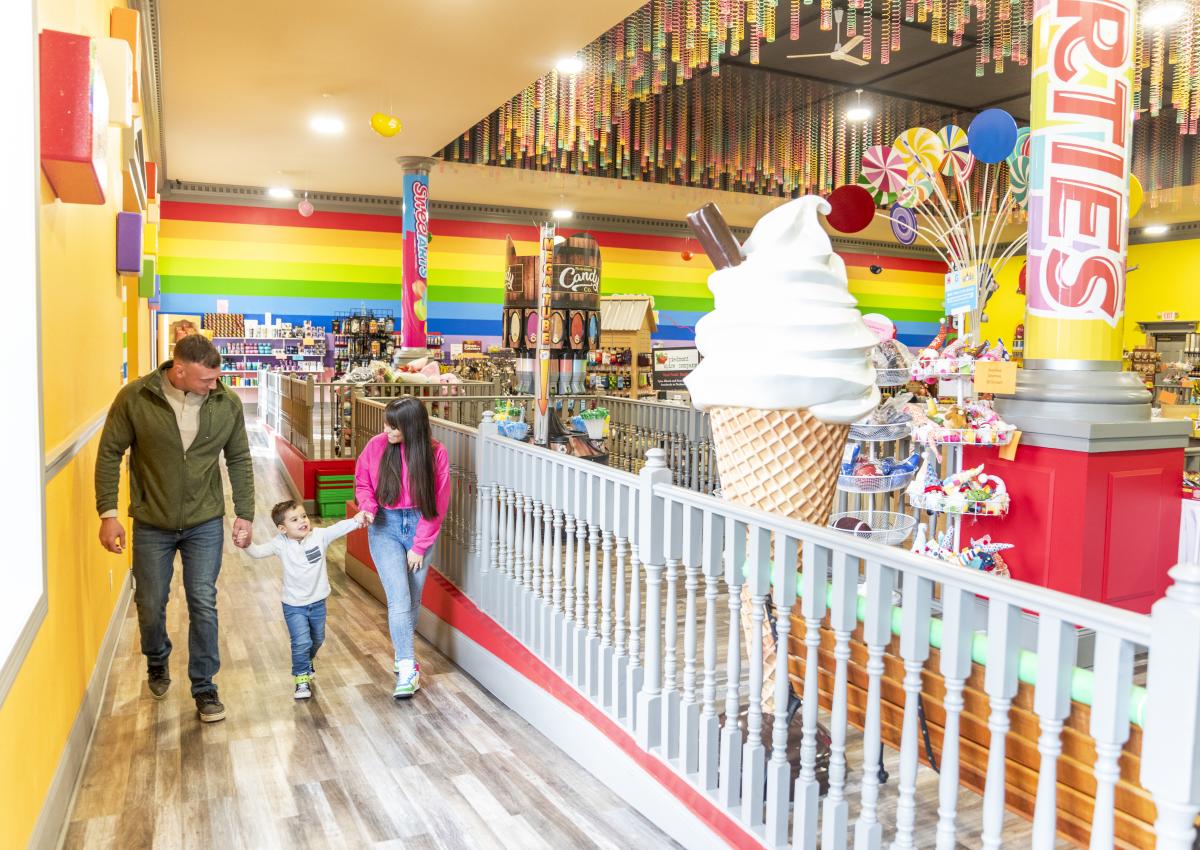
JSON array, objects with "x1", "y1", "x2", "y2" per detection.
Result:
[
  {"x1": 944, "y1": 266, "x2": 979, "y2": 316},
  {"x1": 652, "y1": 347, "x2": 700, "y2": 391}
]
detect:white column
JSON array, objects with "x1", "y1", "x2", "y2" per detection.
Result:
[
  {"x1": 1030, "y1": 617, "x2": 1076, "y2": 849},
  {"x1": 822, "y1": 551, "x2": 858, "y2": 850},
  {"x1": 718, "y1": 516, "x2": 746, "y2": 810},
  {"x1": 981, "y1": 601, "x2": 1021, "y2": 850},
  {"x1": 767, "y1": 536, "x2": 799, "y2": 847},
  {"x1": 1087, "y1": 633, "x2": 1132, "y2": 850},
  {"x1": 853, "y1": 561, "x2": 896, "y2": 850},
  {"x1": 890, "y1": 570, "x2": 932, "y2": 850},
  {"x1": 635, "y1": 449, "x2": 670, "y2": 750},
  {"x1": 697, "y1": 511, "x2": 725, "y2": 793},
  {"x1": 935, "y1": 586, "x2": 976, "y2": 850}
]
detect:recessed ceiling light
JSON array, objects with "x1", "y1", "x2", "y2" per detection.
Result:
[
  {"x1": 552, "y1": 208, "x2": 573, "y2": 220},
  {"x1": 847, "y1": 106, "x2": 872, "y2": 122},
  {"x1": 267, "y1": 187, "x2": 294, "y2": 200},
  {"x1": 309, "y1": 115, "x2": 345, "y2": 135},
  {"x1": 1142, "y1": 1, "x2": 1185, "y2": 28},
  {"x1": 555, "y1": 56, "x2": 584, "y2": 74},
  {"x1": 1143, "y1": 224, "x2": 1169, "y2": 236}
]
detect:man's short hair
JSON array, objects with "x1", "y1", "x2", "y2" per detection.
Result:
[
  {"x1": 174, "y1": 334, "x2": 222, "y2": 369},
  {"x1": 271, "y1": 499, "x2": 300, "y2": 526}
]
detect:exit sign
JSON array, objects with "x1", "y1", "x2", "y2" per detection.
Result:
[{"x1": 1160, "y1": 311, "x2": 1179, "y2": 320}]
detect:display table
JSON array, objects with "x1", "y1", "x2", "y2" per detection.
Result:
[{"x1": 1180, "y1": 499, "x2": 1200, "y2": 564}]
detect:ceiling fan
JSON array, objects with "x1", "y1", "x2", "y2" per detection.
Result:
[{"x1": 786, "y1": 8, "x2": 867, "y2": 66}]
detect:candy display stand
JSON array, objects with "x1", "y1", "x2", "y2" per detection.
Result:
[
  {"x1": 828, "y1": 510, "x2": 916, "y2": 545},
  {"x1": 834, "y1": 411, "x2": 915, "y2": 544}
]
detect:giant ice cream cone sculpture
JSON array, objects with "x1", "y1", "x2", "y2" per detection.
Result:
[{"x1": 686, "y1": 196, "x2": 879, "y2": 711}]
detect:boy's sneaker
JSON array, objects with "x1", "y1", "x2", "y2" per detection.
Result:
[
  {"x1": 195, "y1": 690, "x2": 226, "y2": 722},
  {"x1": 147, "y1": 663, "x2": 170, "y2": 700},
  {"x1": 393, "y1": 660, "x2": 420, "y2": 699},
  {"x1": 294, "y1": 673, "x2": 312, "y2": 700}
]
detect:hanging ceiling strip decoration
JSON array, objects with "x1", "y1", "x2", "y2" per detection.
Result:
[{"x1": 444, "y1": 0, "x2": 1200, "y2": 193}]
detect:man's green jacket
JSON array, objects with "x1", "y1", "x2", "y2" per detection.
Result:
[{"x1": 95, "y1": 363, "x2": 255, "y2": 530}]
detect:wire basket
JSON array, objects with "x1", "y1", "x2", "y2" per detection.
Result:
[
  {"x1": 828, "y1": 511, "x2": 917, "y2": 546},
  {"x1": 849, "y1": 418, "x2": 913, "y2": 442},
  {"x1": 837, "y1": 469, "x2": 916, "y2": 493},
  {"x1": 875, "y1": 367, "x2": 911, "y2": 387},
  {"x1": 911, "y1": 493, "x2": 1010, "y2": 516}
]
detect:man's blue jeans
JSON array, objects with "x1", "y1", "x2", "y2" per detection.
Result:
[
  {"x1": 282, "y1": 600, "x2": 326, "y2": 677},
  {"x1": 132, "y1": 517, "x2": 224, "y2": 696}
]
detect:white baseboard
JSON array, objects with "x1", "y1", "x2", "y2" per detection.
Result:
[
  {"x1": 415, "y1": 606, "x2": 729, "y2": 850},
  {"x1": 28, "y1": 574, "x2": 132, "y2": 850}
]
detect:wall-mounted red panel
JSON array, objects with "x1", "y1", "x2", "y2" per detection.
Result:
[{"x1": 39, "y1": 30, "x2": 106, "y2": 205}]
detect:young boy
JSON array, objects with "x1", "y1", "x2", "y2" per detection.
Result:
[{"x1": 246, "y1": 500, "x2": 366, "y2": 699}]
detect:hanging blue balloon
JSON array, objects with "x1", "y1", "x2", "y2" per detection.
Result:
[
  {"x1": 968, "y1": 109, "x2": 1019, "y2": 164},
  {"x1": 890, "y1": 203, "x2": 918, "y2": 246}
]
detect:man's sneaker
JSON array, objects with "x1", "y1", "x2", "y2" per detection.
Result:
[
  {"x1": 393, "y1": 660, "x2": 420, "y2": 699},
  {"x1": 147, "y1": 664, "x2": 170, "y2": 700},
  {"x1": 195, "y1": 690, "x2": 226, "y2": 722},
  {"x1": 294, "y1": 674, "x2": 312, "y2": 700}
]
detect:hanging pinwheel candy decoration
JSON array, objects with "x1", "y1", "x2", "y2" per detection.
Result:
[
  {"x1": 857, "y1": 172, "x2": 896, "y2": 207},
  {"x1": 894, "y1": 127, "x2": 946, "y2": 180},
  {"x1": 861, "y1": 145, "x2": 908, "y2": 196},
  {"x1": 937, "y1": 125, "x2": 974, "y2": 181},
  {"x1": 890, "y1": 204, "x2": 919, "y2": 245}
]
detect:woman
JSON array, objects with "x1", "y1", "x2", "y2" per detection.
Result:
[{"x1": 354, "y1": 397, "x2": 450, "y2": 699}]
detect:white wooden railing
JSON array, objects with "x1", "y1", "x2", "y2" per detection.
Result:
[{"x1": 423, "y1": 410, "x2": 1200, "y2": 850}]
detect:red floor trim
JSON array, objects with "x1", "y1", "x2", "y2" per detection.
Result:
[{"x1": 421, "y1": 569, "x2": 763, "y2": 850}]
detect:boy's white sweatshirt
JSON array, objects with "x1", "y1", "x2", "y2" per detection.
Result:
[{"x1": 246, "y1": 518, "x2": 360, "y2": 606}]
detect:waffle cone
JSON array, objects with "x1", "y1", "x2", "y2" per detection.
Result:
[{"x1": 709, "y1": 406, "x2": 849, "y2": 714}]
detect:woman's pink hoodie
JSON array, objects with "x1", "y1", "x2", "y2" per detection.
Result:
[{"x1": 354, "y1": 433, "x2": 451, "y2": 556}]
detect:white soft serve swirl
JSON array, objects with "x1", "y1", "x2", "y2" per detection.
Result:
[{"x1": 685, "y1": 195, "x2": 880, "y2": 423}]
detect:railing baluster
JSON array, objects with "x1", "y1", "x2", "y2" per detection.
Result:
[
  {"x1": 793, "y1": 542, "x2": 831, "y2": 846},
  {"x1": 742, "y1": 526, "x2": 770, "y2": 828},
  {"x1": 574, "y1": 477, "x2": 588, "y2": 686},
  {"x1": 935, "y1": 585, "x2": 975, "y2": 850},
  {"x1": 892, "y1": 569, "x2": 933, "y2": 850},
  {"x1": 822, "y1": 550, "x2": 858, "y2": 850},
  {"x1": 663, "y1": 553, "x2": 682, "y2": 760},
  {"x1": 562, "y1": 511, "x2": 577, "y2": 678},
  {"x1": 551, "y1": 505, "x2": 565, "y2": 669},
  {"x1": 698, "y1": 510, "x2": 724, "y2": 792},
  {"x1": 767, "y1": 534, "x2": 799, "y2": 846},
  {"x1": 613, "y1": 526, "x2": 629, "y2": 720},
  {"x1": 530, "y1": 497, "x2": 544, "y2": 650},
  {"x1": 854, "y1": 559, "x2": 896, "y2": 850},
  {"x1": 600, "y1": 527, "x2": 615, "y2": 708},
  {"x1": 718, "y1": 517, "x2": 746, "y2": 810},
  {"x1": 635, "y1": 449, "x2": 670, "y2": 750},
  {"x1": 586, "y1": 519, "x2": 601, "y2": 698},
  {"x1": 981, "y1": 600, "x2": 1021, "y2": 850},
  {"x1": 680, "y1": 506, "x2": 703, "y2": 775},
  {"x1": 1030, "y1": 617, "x2": 1076, "y2": 849},
  {"x1": 1088, "y1": 632, "x2": 1133, "y2": 850},
  {"x1": 627, "y1": 539, "x2": 643, "y2": 731}
]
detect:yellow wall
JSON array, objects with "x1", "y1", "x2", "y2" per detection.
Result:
[
  {"x1": 0, "y1": 0, "x2": 136, "y2": 845},
  {"x1": 978, "y1": 239, "x2": 1200, "y2": 356}
]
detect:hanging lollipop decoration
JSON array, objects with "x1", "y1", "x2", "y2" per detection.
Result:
[
  {"x1": 937, "y1": 124, "x2": 974, "y2": 181},
  {"x1": 297, "y1": 191, "x2": 315, "y2": 218},
  {"x1": 1129, "y1": 174, "x2": 1145, "y2": 218},
  {"x1": 967, "y1": 109, "x2": 1018, "y2": 164},
  {"x1": 1007, "y1": 148, "x2": 1030, "y2": 207},
  {"x1": 890, "y1": 203, "x2": 918, "y2": 245},
  {"x1": 824, "y1": 184, "x2": 877, "y2": 233},
  {"x1": 861, "y1": 144, "x2": 908, "y2": 198}
]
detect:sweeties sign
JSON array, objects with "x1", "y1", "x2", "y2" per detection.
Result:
[
  {"x1": 1026, "y1": 0, "x2": 1134, "y2": 362},
  {"x1": 401, "y1": 172, "x2": 431, "y2": 348}
]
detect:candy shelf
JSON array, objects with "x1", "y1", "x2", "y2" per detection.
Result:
[
  {"x1": 838, "y1": 469, "x2": 916, "y2": 494},
  {"x1": 848, "y1": 419, "x2": 912, "y2": 442},
  {"x1": 914, "y1": 427, "x2": 1016, "y2": 446},
  {"x1": 828, "y1": 511, "x2": 916, "y2": 546}
]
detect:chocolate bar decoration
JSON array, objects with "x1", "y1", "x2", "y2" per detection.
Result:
[{"x1": 686, "y1": 203, "x2": 743, "y2": 269}]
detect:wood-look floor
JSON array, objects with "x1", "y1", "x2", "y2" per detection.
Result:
[{"x1": 61, "y1": 440, "x2": 680, "y2": 850}]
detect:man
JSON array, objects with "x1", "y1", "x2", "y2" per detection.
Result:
[{"x1": 96, "y1": 334, "x2": 255, "y2": 722}]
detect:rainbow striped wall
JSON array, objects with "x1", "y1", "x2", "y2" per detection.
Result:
[{"x1": 159, "y1": 201, "x2": 947, "y2": 349}]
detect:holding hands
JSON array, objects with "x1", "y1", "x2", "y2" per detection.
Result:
[
  {"x1": 232, "y1": 517, "x2": 253, "y2": 549},
  {"x1": 357, "y1": 511, "x2": 374, "y2": 527}
]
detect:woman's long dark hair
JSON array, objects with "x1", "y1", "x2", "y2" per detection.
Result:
[{"x1": 375, "y1": 398, "x2": 438, "y2": 520}]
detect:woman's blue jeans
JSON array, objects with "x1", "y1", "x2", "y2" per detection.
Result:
[{"x1": 367, "y1": 508, "x2": 429, "y2": 662}]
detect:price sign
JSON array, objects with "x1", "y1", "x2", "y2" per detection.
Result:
[
  {"x1": 973, "y1": 360, "x2": 1018, "y2": 395},
  {"x1": 944, "y1": 266, "x2": 979, "y2": 316}
]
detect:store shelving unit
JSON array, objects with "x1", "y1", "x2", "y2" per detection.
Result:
[{"x1": 331, "y1": 310, "x2": 396, "y2": 375}]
